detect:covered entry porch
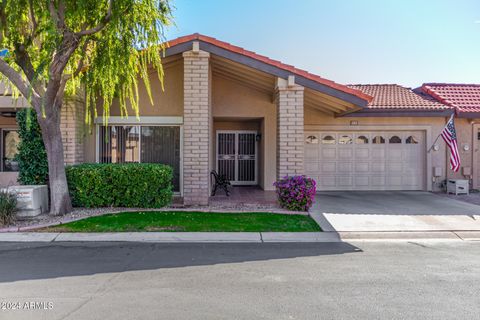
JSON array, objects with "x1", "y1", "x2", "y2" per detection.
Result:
[{"x1": 209, "y1": 186, "x2": 280, "y2": 210}]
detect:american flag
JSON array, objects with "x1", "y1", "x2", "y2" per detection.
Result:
[{"x1": 441, "y1": 115, "x2": 460, "y2": 172}]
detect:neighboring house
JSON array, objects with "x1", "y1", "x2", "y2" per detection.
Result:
[
  {"x1": 418, "y1": 83, "x2": 480, "y2": 188},
  {"x1": 0, "y1": 34, "x2": 478, "y2": 206}
]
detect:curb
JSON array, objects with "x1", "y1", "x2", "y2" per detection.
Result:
[{"x1": 0, "y1": 231, "x2": 479, "y2": 243}]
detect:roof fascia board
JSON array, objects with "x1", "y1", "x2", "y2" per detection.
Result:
[
  {"x1": 163, "y1": 39, "x2": 369, "y2": 108},
  {"x1": 341, "y1": 109, "x2": 454, "y2": 117}
]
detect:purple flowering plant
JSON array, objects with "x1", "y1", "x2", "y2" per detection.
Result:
[{"x1": 273, "y1": 175, "x2": 317, "y2": 211}]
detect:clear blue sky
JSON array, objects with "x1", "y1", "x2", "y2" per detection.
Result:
[{"x1": 165, "y1": 0, "x2": 480, "y2": 88}]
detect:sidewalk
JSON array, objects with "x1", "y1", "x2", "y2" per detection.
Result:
[{"x1": 0, "y1": 231, "x2": 479, "y2": 243}]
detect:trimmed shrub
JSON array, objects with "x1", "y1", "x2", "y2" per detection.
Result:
[
  {"x1": 273, "y1": 175, "x2": 317, "y2": 211},
  {"x1": 15, "y1": 109, "x2": 48, "y2": 185},
  {"x1": 66, "y1": 163, "x2": 173, "y2": 208},
  {"x1": 0, "y1": 189, "x2": 17, "y2": 226}
]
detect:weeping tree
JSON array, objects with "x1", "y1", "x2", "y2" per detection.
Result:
[{"x1": 0, "y1": 0, "x2": 173, "y2": 215}]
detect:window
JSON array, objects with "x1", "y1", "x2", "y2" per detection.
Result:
[
  {"x1": 406, "y1": 136, "x2": 418, "y2": 144},
  {"x1": 99, "y1": 125, "x2": 181, "y2": 191},
  {"x1": 355, "y1": 135, "x2": 369, "y2": 144},
  {"x1": 338, "y1": 135, "x2": 352, "y2": 145},
  {"x1": 372, "y1": 136, "x2": 385, "y2": 144},
  {"x1": 3, "y1": 130, "x2": 19, "y2": 172},
  {"x1": 306, "y1": 135, "x2": 319, "y2": 144},
  {"x1": 389, "y1": 136, "x2": 402, "y2": 144},
  {"x1": 321, "y1": 135, "x2": 335, "y2": 144}
]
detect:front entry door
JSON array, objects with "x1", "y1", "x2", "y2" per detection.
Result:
[{"x1": 217, "y1": 131, "x2": 257, "y2": 185}]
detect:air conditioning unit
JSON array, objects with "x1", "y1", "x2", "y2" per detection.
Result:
[
  {"x1": 446, "y1": 179, "x2": 469, "y2": 196},
  {"x1": 2, "y1": 185, "x2": 49, "y2": 217}
]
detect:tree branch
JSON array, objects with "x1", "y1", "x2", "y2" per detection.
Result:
[
  {"x1": 48, "y1": 0, "x2": 59, "y2": 27},
  {"x1": 29, "y1": 0, "x2": 37, "y2": 37},
  {"x1": 14, "y1": 43, "x2": 45, "y2": 95},
  {"x1": 0, "y1": 0, "x2": 8, "y2": 42},
  {"x1": 0, "y1": 59, "x2": 41, "y2": 105},
  {"x1": 75, "y1": 0, "x2": 113, "y2": 37}
]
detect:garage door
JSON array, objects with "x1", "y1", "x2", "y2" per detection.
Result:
[{"x1": 305, "y1": 131, "x2": 425, "y2": 191}]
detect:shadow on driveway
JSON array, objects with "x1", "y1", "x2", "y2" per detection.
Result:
[{"x1": 0, "y1": 242, "x2": 361, "y2": 283}]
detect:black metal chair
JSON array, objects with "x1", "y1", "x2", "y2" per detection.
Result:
[{"x1": 210, "y1": 170, "x2": 231, "y2": 196}]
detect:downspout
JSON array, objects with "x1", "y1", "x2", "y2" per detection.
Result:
[{"x1": 470, "y1": 119, "x2": 480, "y2": 189}]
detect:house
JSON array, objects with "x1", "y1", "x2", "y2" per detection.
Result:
[
  {"x1": 0, "y1": 34, "x2": 478, "y2": 206},
  {"x1": 418, "y1": 83, "x2": 480, "y2": 188}
]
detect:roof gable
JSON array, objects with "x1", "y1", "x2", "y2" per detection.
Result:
[{"x1": 164, "y1": 33, "x2": 372, "y2": 107}]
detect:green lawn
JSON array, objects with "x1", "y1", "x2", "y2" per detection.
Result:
[{"x1": 44, "y1": 211, "x2": 321, "y2": 232}]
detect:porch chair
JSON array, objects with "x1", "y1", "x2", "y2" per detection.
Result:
[{"x1": 210, "y1": 170, "x2": 231, "y2": 196}]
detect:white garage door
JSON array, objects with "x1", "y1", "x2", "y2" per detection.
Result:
[{"x1": 305, "y1": 131, "x2": 425, "y2": 191}]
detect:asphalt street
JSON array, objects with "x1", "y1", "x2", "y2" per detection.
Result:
[{"x1": 0, "y1": 241, "x2": 479, "y2": 320}]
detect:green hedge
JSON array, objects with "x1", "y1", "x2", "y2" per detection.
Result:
[
  {"x1": 15, "y1": 109, "x2": 48, "y2": 185},
  {"x1": 66, "y1": 163, "x2": 173, "y2": 208}
]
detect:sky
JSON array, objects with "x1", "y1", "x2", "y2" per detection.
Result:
[{"x1": 165, "y1": 0, "x2": 480, "y2": 88}]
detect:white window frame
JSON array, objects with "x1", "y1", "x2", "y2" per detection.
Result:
[{"x1": 95, "y1": 117, "x2": 183, "y2": 196}]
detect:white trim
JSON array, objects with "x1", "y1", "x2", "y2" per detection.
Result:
[
  {"x1": 216, "y1": 130, "x2": 258, "y2": 185},
  {"x1": 94, "y1": 116, "x2": 183, "y2": 125},
  {"x1": 95, "y1": 123, "x2": 184, "y2": 195}
]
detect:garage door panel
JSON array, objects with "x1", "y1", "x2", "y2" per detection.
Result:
[
  {"x1": 321, "y1": 162, "x2": 336, "y2": 173},
  {"x1": 305, "y1": 130, "x2": 425, "y2": 191},
  {"x1": 305, "y1": 161, "x2": 319, "y2": 172},
  {"x1": 320, "y1": 176, "x2": 336, "y2": 187},
  {"x1": 338, "y1": 148, "x2": 353, "y2": 159},
  {"x1": 305, "y1": 148, "x2": 319, "y2": 160},
  {"x1": 355, "y1": 162, "x2": 370, "y2": 172},
  {"x1": 355, "y1": 148, "x2": 370, "y2": 159},
  {"x1": 337, "y1": 176, "x2": 353, "y2": 187},
  {"x1": 322, "y1": 148, "x2": 336, "y2": 159},
  {"x1": 355, "y1": 176, "x2": 370, "y2": 187},
  {"x1": 371, "y1": 149, "x2": 385, "y2": 159},
  {"x1": 338, "y1": 162, "x2": 352, "y2": 173},
  {"x1": 371, "y1": 175, "x2": 386, "y2": 186}
]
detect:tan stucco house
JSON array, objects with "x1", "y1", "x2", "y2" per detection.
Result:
[{"x1": 0, "y1": 34, "x2": 479, "y2": 206}]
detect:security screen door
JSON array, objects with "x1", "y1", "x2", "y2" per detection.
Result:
[{"x1": 217, "y1": 131, "x2": 257, "y2": 185}]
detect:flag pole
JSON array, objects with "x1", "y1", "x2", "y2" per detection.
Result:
[{"x1": 427, "y1": 113, "x2": 454, "y2": 153}]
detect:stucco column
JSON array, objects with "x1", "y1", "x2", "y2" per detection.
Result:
[
  {"x1": 182, "y1": 48, "x2": 211, "y2": 205},
  {"x1": 60, "y1": 97, "x2": 85, "y2": 165},
  {"x1": 275, "y1": 77, "x2": 304, "y2": 180}
]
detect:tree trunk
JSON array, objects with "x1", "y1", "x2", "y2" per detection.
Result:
[{"x1": 36, "y1": 110, "x2": 72, "y2": 216}]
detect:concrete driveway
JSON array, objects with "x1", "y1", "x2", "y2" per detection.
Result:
[{"x1": 310, "y1": 191, "x2": 480, "y2": 232}]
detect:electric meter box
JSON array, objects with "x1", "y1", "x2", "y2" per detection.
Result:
[{"x1": 2, "y1": 185, "x2": 49, "y2": 217}]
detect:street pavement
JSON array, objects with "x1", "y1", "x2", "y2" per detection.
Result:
[{"x1": 0, "y1": 241, "x2": 479, "y2": 320}]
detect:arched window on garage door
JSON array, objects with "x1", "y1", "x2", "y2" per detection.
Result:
[
  {"x1": 355, "y1": 135, "x2": 369, "y2": 144},
  {"x1": 389, "y1": 136, "x2": 402, "y2": 144},
  {"x1": 338, "y1": 135, "x2": 352, "y2": 145},
  {"x1": 305, "y1": 135, "x2": 319, "y2": 144},
  {"x1": 321, "y1": 135, "x2": 335, "y2": 144},
  {"x1": 372, "y1": 136, "x2": 385, "y2": 144},
  {"x1": 406, "y1": 136, "x2": 419, "y2": 144}
]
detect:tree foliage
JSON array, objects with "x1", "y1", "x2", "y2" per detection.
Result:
[
  {"x1": 0, "y1": 0, "x2": 173, "y2": 215},
  {"x1": 15, "y1": 108, "x2": 48, "y2": 185},
  {"x1": 0, "y1": 0, "x2": 172, "y2": 122}
]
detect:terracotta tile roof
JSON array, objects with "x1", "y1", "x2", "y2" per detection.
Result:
[
  {"x1": 166, "y1": 33, "x2": 373, "y2": 104},
  {"x1": 347, "y1": 84, "x2": 451, "y2": 110},
  {"x1": 420, "y1": 83, "x2": 480, "y2": 113}
]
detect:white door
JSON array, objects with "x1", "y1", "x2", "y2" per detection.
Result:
[
  {"x1": 217, "y1": 131, "x2": 257, "y2": 185},
  {"x1": 305, "y1": 131, "x2": 425, "y2": 191}
]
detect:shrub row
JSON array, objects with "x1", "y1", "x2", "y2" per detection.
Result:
[{"x1": 66, "y1": 163, "x2": 173, "y2": 208}]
